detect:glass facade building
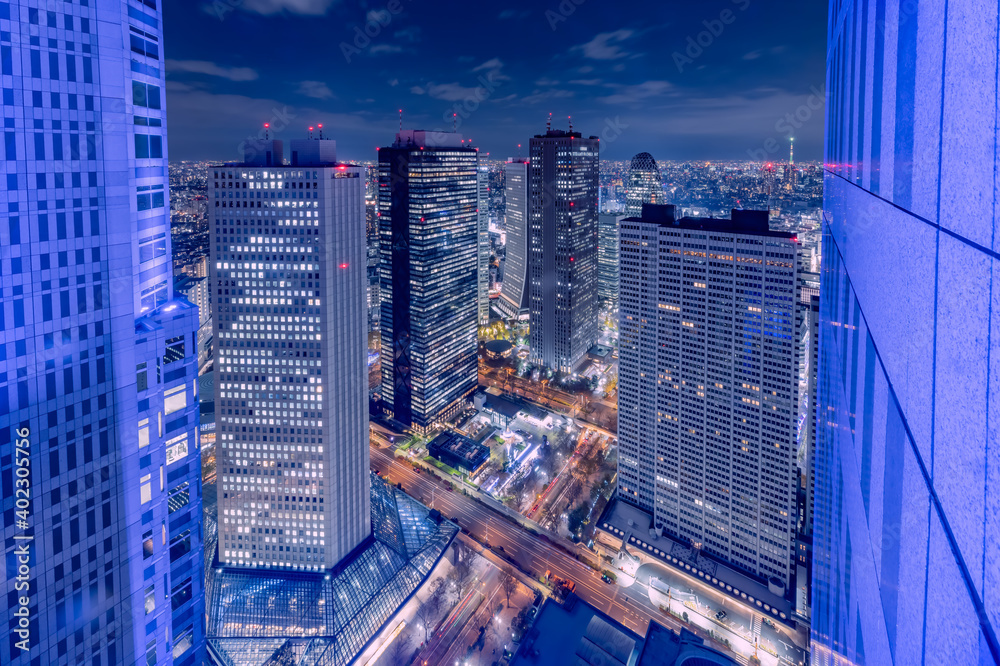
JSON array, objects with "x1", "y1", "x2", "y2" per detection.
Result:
[
  {"x1": 378, "y1": 130, "x2": 479, "y2": 431},
  {"x1": 814, "y1": 0, "x2": 1000, "y2": 663},
  {"x1": 624, "y1": 151, "x2": 662, "y2": 218},
  {"x1": 598, "y1": 213, "x2": 623, "y2": 314},
  {"x1": 477, "y1": 165, "x2": 490, "y2": 326},
  {"x1": 0, "y1": 1, "x2": 204, "y2": 664},
  {"x1": 206, "y1": 473, "x2": 458, "y2": 666},
  {"x1": 498, "y1": 158, "x2": 529, "y2": 319},
  {"x1": 528, "y1": 129, "x2": 600, "y2": 373}
]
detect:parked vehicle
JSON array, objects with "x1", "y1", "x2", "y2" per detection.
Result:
[{"x1": 716, "y1": 610, "x2": 727, "y2": 621}]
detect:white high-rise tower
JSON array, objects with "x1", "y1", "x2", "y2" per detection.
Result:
[
  {"x1": 210, "y1": 135, "x2": 370, "y2": 570},
  {"x1": 617, "y1": 204, "x2": 801, "y2": 589}
]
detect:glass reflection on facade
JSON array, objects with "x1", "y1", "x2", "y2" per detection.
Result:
[
  {"x1": 378, "y1": 131, "x2": 479, "y2": 431},
  {"x1": 814, "y1": 0, "x2": 1000, "y2": 663},
  {"x1": 0, "y1": 1, "x2": 205, "y2": 664},
  {"x1": 499, "y1": 158, "x2": 530, "y2": 319},
  {"x1": 598, "y1": 213, "x2": 623, "y2": 314}
]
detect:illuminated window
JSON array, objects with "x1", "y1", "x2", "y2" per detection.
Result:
[
  {"x1": 140, "y1": 474, "x2": 152, "y2": 504},
  {"x1": 164, "y1": 385, "x2": 186, "y2": 415}
]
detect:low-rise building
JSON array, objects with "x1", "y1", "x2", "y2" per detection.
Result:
[
  {"x1": 427, "y1": 431, "x2": 490, "y2": 475},
  {"x1": 513, "y1": 594, "x2": 737, "y2": 666}
]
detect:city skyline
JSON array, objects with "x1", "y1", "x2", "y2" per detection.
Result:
[
  {"x1": 160, "y1": 0, "x2": 826, "y2": 162},
  {"x1": 7, "y1": 1, "x2": 999, "y2": 665}
]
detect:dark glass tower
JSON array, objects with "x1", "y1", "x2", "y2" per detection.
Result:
[
  {"x1": 378, "y1": 131, "x2": 479, "y2": 432},
  {"x1": 528, "y1": 128, "x2": 600, "y2": 373},
  {"x1": 498, "y1": 158, "x2": 530, "y2": 319},
  {"x1": 0, "y1": 1, "x2": 204, "y2": 664}
]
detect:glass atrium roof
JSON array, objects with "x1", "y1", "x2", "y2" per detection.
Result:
[{"x1": 205, "y1": 474, "x2": 458, "y2": 666}]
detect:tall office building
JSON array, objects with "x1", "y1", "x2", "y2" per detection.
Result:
[
  {"x1": 205, "y1": 133, "x2": 460, "y2": 666},
  {"x1": 379, "y1": 130, "x2": 479, "y2": 432},
  {"x1": 814, "y1": 1, "x2": 1000, "y2": 663},
  {"x1": 618, "y1": 204, "x2": 801, "y2": 589},
  {"x1": 209, "y1": 136, "x2": 370, "y2": 569},
  {"x1": 624, "y1": 151, "x2": 662, "y2": 217},
  {"x1": 498, "y1": 157, "x2": 530, "y2": 319},
  {"x1": 528, "y1": 128, "x2": 600, "y2": 372},
  {"x1": 598, "y1": 213, "x2": 624, "y2": 314},
  {"x1": 477, "y1": 165, "x2": 491, "y2": 325},
  {"x1": 0, "y1": 2, "x2": 204, "y2": 664}
]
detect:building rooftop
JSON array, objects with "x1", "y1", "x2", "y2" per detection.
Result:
[
  {"x1": 477, "y1": 390, "x2": 545, "y2": 421},
  {"x1": 388, "y1": 129, "x2": 474, "y2": 149},
  {"x1": 623, "y1": 204, "x2": 796, "y2": 240},
  {"x1": 484, "y1": 339, "x2": 514, "y2": 354},
  {"x1": 513, "y1": 595, "x2": 644, "y2": 666},
  {"x1": 427, "y1": 431, "x2": 490, "y2": 470},
  {"x1": 637, "y1": 623, "x2": 738, "y2": 666},
  {"x1": 514, "y1": 595, "x2": 737, "y2": 666},
  {"x1": 596, "y1": 498, "x2": 795, "y2": 624}
]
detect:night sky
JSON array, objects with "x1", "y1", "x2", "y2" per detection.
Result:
[{"x1": 162, "y1": 0, "x2": 827, "y2": 163}]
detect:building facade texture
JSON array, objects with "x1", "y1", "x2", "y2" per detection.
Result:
[
  {"x1": 617, "y1": 205, "x2": 800, "y2": 589},
  {"x1": 210, "y1": 138, "x2": 371, "y2": 569},
  {"x1": 378, "y1": 131, "x2": 479, "y2": 431},
  {"x1": 598, "y1": 213, "x2": 623, "y2": 314},
  {"x1": 624, "y1": 151, "x2": 662, "y2": 218},
  {"x1": 477, "y1": 165, "x2": 490, "y2": 326},
  {"x1": 0, "y1": 1, "x2": 205, "y2": 664},
  {"x1": 499, "y1": 158, "x2": 529, "y2": 319},
  {"x1": 528, "y1": 129, "x2": 599, "y2": 372},
  {"x1": 814, "y1": 0, "x2": 1000, "y2": 664}
]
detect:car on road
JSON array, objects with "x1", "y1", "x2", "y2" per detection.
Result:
[
  {"x1": 601, "y1": 574, "x2": 614, "y2": 584},
  {"x1": 716, "y1": 610, "x2": 727, "y2": 621},
  {"x1": 762, "y1": 617, "x2": 775, "y2": 630}
]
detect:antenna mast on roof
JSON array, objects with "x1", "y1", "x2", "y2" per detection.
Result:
[
  {"x1": 318, "y1": 123, "x2": 323, "y2": 140},
  {"x1": 264, "y1": 123, "x2": 270, "y2": 140},
  {"x1": 546, "y1": 113, "x2": 552, "y2": 132},
  {"x1": 568, "y1": 115, "x2": 573, "y2": 132},
  {"x1": 398, "y1": 109, "x2": 402, "y2": 132}
]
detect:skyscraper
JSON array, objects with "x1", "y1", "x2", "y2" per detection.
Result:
[
  {"x1": 624, "y1": 152, "x2": 662, "y2": 217},
  {"x1": 210, "y1": 136, "x2": 370, "y2": 569},
  {"x1": 498, "y1": 157, "x2": 530, "y2": 320},
  {"x1": 204, "y1": 133, "x2": 461, "y2": 666},
  {"x1": 814, "y1": 1, "x2": 1000, "y2": 663},
  {"x1": 0, "y1": 1, "x2": 204, "y2": 664},
  {"x1": 617, "y1": 204, "x2": 801, "y2": 590},
  {"x1": 528, "y1": 128, "x2": 600, "y2": 373},
  {"x1": 477, "y1": 165, "x2": 491, "y2": 325},
  {"x1": 598, "y1": 213, "x2": 624, "y2": 314},
  {"x1": 379, "y1": 130, "x2": 479, "y2": 431}
]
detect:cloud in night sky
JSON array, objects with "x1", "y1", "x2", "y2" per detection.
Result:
[
  {"x1": 165, "y1": 60, "x2": 258, "y2": 81},
  {"x1": 572, "y1": 29, "x2": 635, "y2": 60},
  {"x1": 296, "y1": 80, "x2": 335, "y2": 99},
  {"x1": 232, "y1": 0, "x2": 338, "y2": 16},
  {"x1": 165, "y1": 0, "x2": 827, "y2": 162}
]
